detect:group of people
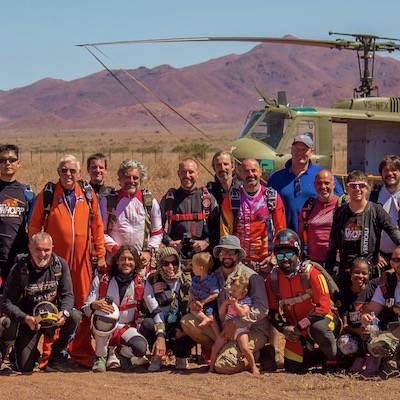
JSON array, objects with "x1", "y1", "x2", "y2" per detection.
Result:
[{"x1": 0, "y1": 133, "x2": 400, "y2": 379}]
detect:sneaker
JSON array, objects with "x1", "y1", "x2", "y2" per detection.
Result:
[
  {"x1": 92, "y1": 357, "x2": 106, "y2": 373},
  {"x1": 350, "y1": 357, "x2": 365, "y2": 374},
  {"x1": 379, "y1": 359, "x2": 400, "y2": 380},
  {"x1": 46, "y1": 358, "x2": 75, "y2": 372},
  {"x1": 175, "y1": 357, "x2": 188, "y2": 370},
  {"x1": 147, "y1": 357, "x2": 161, "y2": 372},
  {"x1": 0, "y1": 363, "x2": 14, "y2": 375},
  {"x1": 106, "y1": 347, "x2": 120, "y2": 368},
  {"x1": 131, "y1": 355, "x2": 148, "y2": 366}
]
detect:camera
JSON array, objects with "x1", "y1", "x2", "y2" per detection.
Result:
[{"x1": 181, "y1": 232, "x2": 194, "y2": 259}]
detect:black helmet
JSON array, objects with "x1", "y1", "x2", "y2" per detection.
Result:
[{"x1": 273, "y1": 229, "x2": 301, "y2": 255}]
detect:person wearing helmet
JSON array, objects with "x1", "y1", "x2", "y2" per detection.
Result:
[
  {"x1": 82, "y1": 245, "x2": 149, "y2": 372},
  {"x1": 1, "y1": 231, "x2": 81, "y2": 373},
  {"x1": 141, "y1": 247, "x2": 193, "y2": 371},
  {"x1": 265, "y1": 229, "x2": 341, "y2": 373}
]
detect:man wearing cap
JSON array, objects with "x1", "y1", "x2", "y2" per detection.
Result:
[
  {"x1": 267, "y1": 133, "x2": 344, "y2": 232},
  {"x1": 181, "y1": 235, "x2": 269, "y2": 374}
]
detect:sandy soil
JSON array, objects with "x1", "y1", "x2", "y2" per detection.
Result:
[{"x1": 2, "y1": 362, "x2": 400, "y2": 400}]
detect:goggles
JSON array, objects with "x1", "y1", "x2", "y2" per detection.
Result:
[{"x1": 275, "y1": 251, "x2": 295, "y2": 261}]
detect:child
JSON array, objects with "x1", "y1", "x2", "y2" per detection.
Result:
[
  {"x1": 189, "y1": 252, "x2": 220, "y2": 337},
  {"x1": 335, "y1": 257, "x2": 380, "y2": 375},
  {"x1": 209, "y1": 275, "x2": 259, "y2": 375}
]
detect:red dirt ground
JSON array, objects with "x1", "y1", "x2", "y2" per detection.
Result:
[{"x1": 2, "y1": 363, "x2": 400, "y2": 400}]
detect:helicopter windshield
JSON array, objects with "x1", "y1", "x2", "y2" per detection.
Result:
[{"x1": 239, "y1": 111, "x2": 289, "y2": 149}]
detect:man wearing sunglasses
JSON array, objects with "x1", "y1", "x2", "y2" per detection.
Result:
[
  {"x1": 181, "y1": 235, "x2": 269, "y2": 374},
  {"x1": 265, "y1": 229, "x2": 340, "y2": 373},
  {"x1": 0, "y1": 144, "x2": 34, "y2": 286},
  {"x1": 267, "y1": 133, "x2": 344, "y2": 232},
  {"x1": 326, "y1": 170, "x2": 400, "y2": 280},
  {"x1": 29, "y1": 154, "x2": 105, "y2": 368},
  {"x1": 369, "y1": 155, "x2": 400, "y2": 269}
]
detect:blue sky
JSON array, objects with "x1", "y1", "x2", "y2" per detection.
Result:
[{"x1": 1, "y1": 0, "x2": 400, "y2": 90}]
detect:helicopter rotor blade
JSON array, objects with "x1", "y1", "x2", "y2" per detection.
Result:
[{"x1": 77, "y1": 36, "x2": 351, "y2": 50}]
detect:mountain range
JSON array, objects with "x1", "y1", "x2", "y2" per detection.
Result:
[{"x1": 1, "y1": 36, "x2": 400, "y2": 131}]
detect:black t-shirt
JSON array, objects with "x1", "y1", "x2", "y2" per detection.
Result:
[
  {"x1": 335, "y1": 278, "x2": 378, "y2": 328},
  {"x1": 342, "y1": 213, "x2": 363, "y2": 267}
]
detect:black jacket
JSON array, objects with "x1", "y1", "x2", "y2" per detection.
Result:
[
  {"x1": 326, "y1": 201, "x2": 400, "y2": 274},
  {"x1": 2, "y1": 253, "x2": 75, "y2": 322}
]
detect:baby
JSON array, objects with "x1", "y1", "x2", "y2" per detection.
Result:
[
  {"x1": 209, "y1": 275, "x2": 259, "y2": 375},
  {"x1": 189, "y1": 252, "x2": 220, "y2": 337}
]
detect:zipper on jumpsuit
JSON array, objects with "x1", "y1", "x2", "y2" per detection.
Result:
[{"x1": 62, "y1": 191, "x2": 75, "y2": 269}]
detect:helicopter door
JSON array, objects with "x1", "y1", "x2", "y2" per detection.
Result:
[{"x1": 332, "y1": 121, "x2": 347, "y2": 175}]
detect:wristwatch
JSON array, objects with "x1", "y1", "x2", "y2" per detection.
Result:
[{"x1": 61, "y1": 310, "x2": 70, "y2": 319}]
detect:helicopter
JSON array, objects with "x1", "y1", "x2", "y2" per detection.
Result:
[{"x1": 78, "y1": 32, "x2": 400, "y2": 178}]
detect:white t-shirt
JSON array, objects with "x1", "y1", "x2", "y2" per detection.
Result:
[
  {"x1": 377, "y1": 186, "x2": 400, "y2": 253},
  {"x1": 371, "y1": 282, "x2": 400, "y2": 306}
]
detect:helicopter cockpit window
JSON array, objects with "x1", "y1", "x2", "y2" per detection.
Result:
[
  {"x1": 285, "y1": 120, "x2": 315, "y2": 153},
  {"x1": 244, "y1": 111, "x2": 289, "y2": 149}
]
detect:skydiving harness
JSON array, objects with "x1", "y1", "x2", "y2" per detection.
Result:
[
  {"x1": 369, "y1": 184, "x2": 400, "y2": 227},
  {"x1": 42, "y1": 180, "x2": 94, "y2": 237},
  {"x1": 164, "y1": 186, "x2": 211, "y2": 237},
  {"x1": 270, "y1": 261, "x2": 339, "y2": 310},
  {"x1": 15, "y1": 253, "x2": 63, "y2": 304},
  {"x1": 301, "y1": 195, "x2": 348, "y2": 257},
  {"x1": 98, "y1": 272, "x2": 145, "y2": 322},
  {"x1": 105, "y1": 189, "x2": 154, "y2": 251},
  {"x1": 223, "y1": 186, "x2": 277, "y2": 256}
]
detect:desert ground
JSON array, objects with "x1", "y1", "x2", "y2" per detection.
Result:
[{"x1": 0, "y1": 127, "x2": 386, "y2": 400}]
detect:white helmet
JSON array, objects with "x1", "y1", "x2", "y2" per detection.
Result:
[
  {"x1": 337, "y1": 333, "x2": 359, "y2": 355},
  {"x1": 92, "y1": 303, "x2": 120, "y2": 337}
]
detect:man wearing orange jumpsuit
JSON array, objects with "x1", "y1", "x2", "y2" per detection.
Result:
[
  {"x1": 29, "y1": 154, "x2": 105, "y2": 367},
  {"x1": 265, "y1": 229, "x2": 340, "y2": 373}
]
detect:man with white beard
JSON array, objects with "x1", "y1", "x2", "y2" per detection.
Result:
[{"x1": 100, "y1": 159, "x2": 162, "y2": 265}]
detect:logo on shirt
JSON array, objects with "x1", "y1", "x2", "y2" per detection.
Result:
[
  {"x1": 0, "y1": 197, "x2": 25, "y2": 218},
  {"x1": 344, "y1": 222, "x2": 362, "y2": 241}
]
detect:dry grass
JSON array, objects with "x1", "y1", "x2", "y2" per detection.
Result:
[{"x1": 3, "y1": 127, "x2": 237, "y2": 199}]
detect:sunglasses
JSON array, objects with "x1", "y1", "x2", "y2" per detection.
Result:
[
  {"x1": 275, "y1": 251, "x2": 295, "y2": 261},
  {"x1": 162, "y1": 260, "x2": 179, "y2": 267},
  {"x1": 347, "y1": 182, "x2": 367, "y2": 190},
  {"x1": 0, "y1": 157, "x2": 18, "y2": 164},
  {"x1": 294, "y1": 177, "x2": 301, "y2": 195},
  {"x1": 391, "y1": 258, "x2": 400, "y2": 263},
  {"x1": 60, "y1": 168, "x2": 77, "y2": 175}
]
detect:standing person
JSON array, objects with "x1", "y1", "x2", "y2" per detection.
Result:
[
  {"x1": 326, "y1": 170, "x2": 400, "y2": 280},
  {"x1": 298, "y1": 170, "x2": 346, "y2": 264},
  {"x1": 141, "y1": 247, "x2": 194, "y2": 371},
  {"x1": 82, "y1": 245, "x2": 149, "y2": 372},
  {"x1": 29, "y1": 154, "x2": 105, "y2": 367},
  {"x1": 1, "y1": 232, "x2": 81, "y2": 372},
  {"x1": 160, "y1": 158, "x2": 219, "y2": 270},
  {"x1": 181, "y1": 235, "x2": 269, "y2": 374},
  {"x1": 101, "y1": 159, "x2": 162, "y2": 268},
  {"x1": 267, "y1": 133, "x2": 343, "y2": 232},
  {"x1": 206, "y1": 151, "x2": 239, "y2": 207},
  {"x1": 220, "y1": 158, "x2": 286, "y2": 272},
  {"x1": 369, "y1": 155, "x2": 400, "y2": 268},
  {"x1": 86, "y1": 153, "x2": 113, "y2": 204},
  {"x1": 265, "y1": 229, "x2": 340, "y2": 373},
  {"x1": 0, "y1": 144, "x2": 34, "y2": 286}
]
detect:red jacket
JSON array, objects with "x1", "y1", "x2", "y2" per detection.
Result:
[{"x1": 266, "y1": 264, "x2": 333, "y2": 329}]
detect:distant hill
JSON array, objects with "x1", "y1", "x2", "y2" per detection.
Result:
[{"x1": 1, "y1": 37, "x2": 400, "y2": 130}]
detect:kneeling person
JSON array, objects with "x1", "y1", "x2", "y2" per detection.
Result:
[
  {"x1": 82, "y1": 246, "x2": 149, "y2": 372},
  {"x1": 265, "y1": 229, "x2": 340, "y2": 373},
  {"x1": 1, "y1": 232, "x2": 81, "y2": 373}
]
